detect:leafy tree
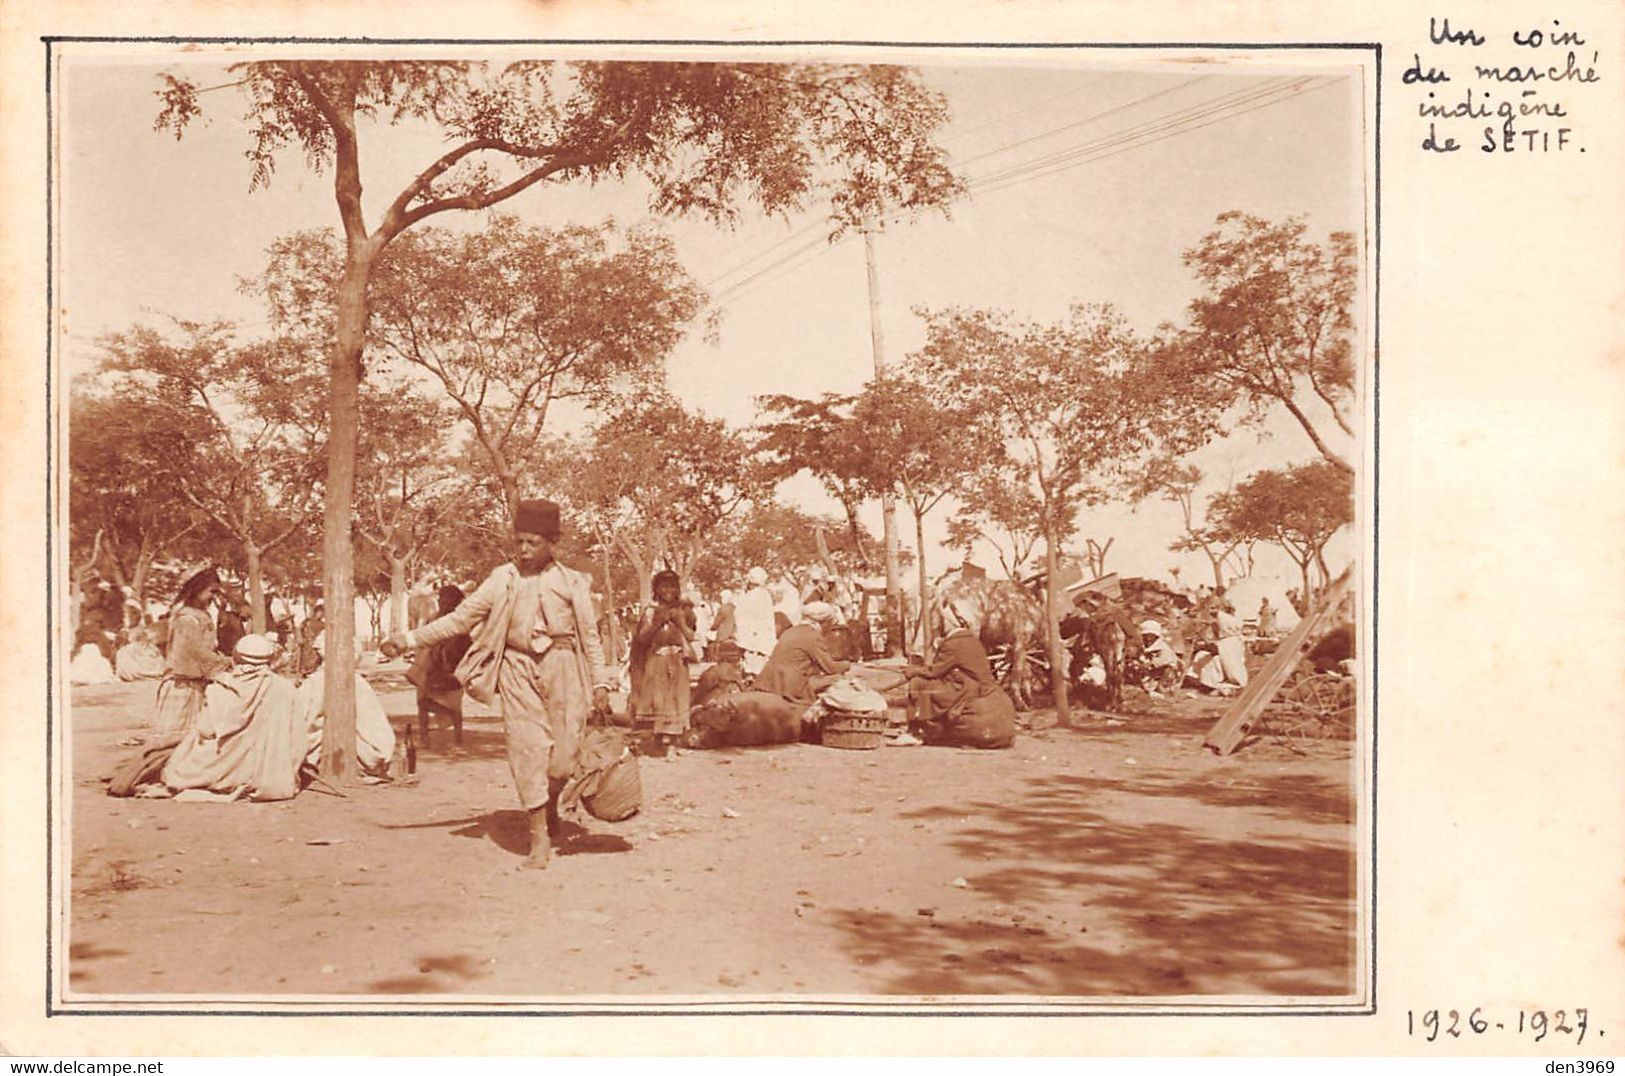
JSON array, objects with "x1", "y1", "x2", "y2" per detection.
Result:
[
  {"x1": 254, "y1": 218, "x2": 707, "y2": 515},
  {"x1": 69, "y1": 388, "x2": 210, "y2": 618},
  {"x1": 1174, "y1": 212, "x2": 1358, "y2": 473},
  {"x1": 852, "y1": 374, "x2": 963, "y2": 646},
  {"x1": 353, "y1": 384, "x2": 461, "y2": 634},
  {"x1": 96, "y1": 320, "x2": 326, "y2": 634},
  {"x1": 1208, "y1": 460, "x2": 1353, "y2": 599},
  {"x1": 559, "y1": 394, "x2": 763, "y2": 604},
  {"x1": 943, "y1": 473, "x2": 1045, "y2": 580},
  {"x1": 157, "y1": 58, "x2": 960, "y2": 779},
  {"x1": 701, "y1": 503, "x2": 879, "y2": 595},
  {"x1": 1128, "y1": 457, "x2": 1247, "y2": 589},
  {"x1": 754, "y1": 392, "x2": 877, "y2": 566},
  {"x1": 912, "y1": 303, "x2": 1196, "y2": 723}
]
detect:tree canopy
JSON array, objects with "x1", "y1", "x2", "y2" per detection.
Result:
[
  {"x1": 1171, "y1": 212, "x2": 1358, "y2": 473},
  {"x1": 1208, "y1": 460, "x2": 1353, "y2": 598}
]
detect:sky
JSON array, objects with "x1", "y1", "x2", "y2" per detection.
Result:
[{"x1": 58, "y1": 51, "x2": 1367, "y2": 597}]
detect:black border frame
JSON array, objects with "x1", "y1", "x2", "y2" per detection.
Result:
[{"x1": 43, "y1": 35, "x2": 1382, "y2": 1020}]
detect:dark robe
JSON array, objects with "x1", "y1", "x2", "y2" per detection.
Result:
[{"x1": 753, "y1": 623, "x2": 848, "y2": 705}]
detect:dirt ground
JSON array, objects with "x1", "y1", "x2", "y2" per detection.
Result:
[{"x1": 66, "y1": 665, "x2": 1358, "y2": 1001}]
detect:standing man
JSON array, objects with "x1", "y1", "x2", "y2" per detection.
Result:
[
  {"x1": 734, "y1": 567, "x2": 778, "y2": 676},
  {"x1": 384, "y1": 499, "x2": 611, "y2": 870}
]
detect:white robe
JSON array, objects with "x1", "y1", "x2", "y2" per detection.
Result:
[
  {"x1": 733, "y1": 585, "x2": 778, "y2": 673},
  {"x1": 298, "y1": 673, "x2": 397, "y2": 773}
]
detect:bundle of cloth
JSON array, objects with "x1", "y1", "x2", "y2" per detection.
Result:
[{"x1": 69, "y1": 642, "x2": 115, "y2": 686}]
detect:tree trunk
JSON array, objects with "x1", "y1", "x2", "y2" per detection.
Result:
[
  {"x1": 618, "y1": 535, "x2": 652, "y2": 607},
  {"x1": 880, "y1": 494, "x2": 904, "y2": 657},
  {"x1": 914, "y1": 508, "x2": 932, "y2": 653},
  {"x1": 245, "y1": 542, "x2": 267, "y2": 634},
  {"x1": 841, "y1": 498, "x2": 870, "y2": 568},
  {"x1": 318, "y1": 249, "x2": 371, "y2": 784},
  {"x1": 132, "y1": 545, "x2": 158, "y2": 625},
  {"x1": 599, "y1": 541, "x2": 622, "y2": 667},
  {"x1": 388, "y1": 551, "x2": 409, "y2": 635},
  {"x1": 1043, "y1": 523, "x2": 1071, "y2": 726}
]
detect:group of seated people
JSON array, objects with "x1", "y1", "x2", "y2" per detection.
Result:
[
  {"x1": 108, "y1": 628, "x2": 400, "y2": 802},
  {"x1": 666, "y1": 580, "x2": 1015, "y2": 752}
]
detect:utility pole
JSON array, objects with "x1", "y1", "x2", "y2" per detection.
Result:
[{"x1": 862, "y1": 219, "x2": 906, "y2": 657}]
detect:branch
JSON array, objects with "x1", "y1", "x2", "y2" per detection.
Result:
[
  {"x1": 379, "y1": 136, "x2": 565, "y2": 238},
  {"x1": 398, "y1": 149, "x2": 598, "y2": 233},
  {"x1": 288, "y1": 65, "x2": 368, "y2": 242},
  {"x1": 1278, "y1": 394, "x2": 1355, "y2": 474}
]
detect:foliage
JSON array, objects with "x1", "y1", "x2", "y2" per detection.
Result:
[
  {"x1": 1127, "y1": 456, "x2": 1247, "y2": 589},
  {"x1": 93, "y1": 320, "x2": 327, "y2": 627},
  {"x1": 1172, "y1": 212, "x2": 1358, "y2": 473},
  {"x1": 157, "y1": 61, "x2": 962, "y2": 237},
  {"x1": 69, "y1": 387, "x2": 212, "y2": 605},
  {"x1": 554, "y1": 393, "x2": 764, "y2": 599},
  {"x1": 911, "y1": 302, "x2": 1204, "y2": 721},
  {"x1": 754, "y1": 392, "x2": 879, "y2": 565},
  {"x1": 1208, "y1": 460, "x2": 1353, "y2": 595}
]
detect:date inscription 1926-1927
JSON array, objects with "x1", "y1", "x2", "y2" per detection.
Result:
[{"x1": 1407, "y1": 1007, "x2": 1604, "y2": 1046}]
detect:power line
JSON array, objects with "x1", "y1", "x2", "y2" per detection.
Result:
[
  {"x1": 701, "y1": 77, "x2": 1168, "y2": 297},
  {"x1": 967, "y1": 78, "x2": 1336, "y2": 197},
  {"x1": 704, "y1": 75, "x2": 1340, "y2": 314},
  {"x1": 950, "y1": 74, "x2": 1214, "y2": 170},
  {"x1": 706, "y1": 80, "x2": 1217, "y2": 308},
  {"x1": 964, "y1": 77, "x2": 1308, "y2": 190}
]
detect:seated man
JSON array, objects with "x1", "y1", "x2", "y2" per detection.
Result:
[
  {"x1": 692, "y1": 642, "x2": 746, "y2": 708},
  {"x1": 1133, "y1": 619, "x2": 1184, "y2": 695},
  {"x1": 904, "y1": 598, "x2": 1015, "y2": 749},
  {"x1": 160, "y1": 634, "x2": 308, "y2": 801},
  {"x1": 752, "y1": 602, "x2": 849, "y2": 706}
]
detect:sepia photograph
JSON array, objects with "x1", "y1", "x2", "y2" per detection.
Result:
[{"x1": 53, "y1": 43, "x2": 1372, "y2": 1009}]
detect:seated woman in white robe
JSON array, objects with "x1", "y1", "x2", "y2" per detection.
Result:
[
  {"x1": 115, "y1": 628, "x2": 167, "y2": 682},
  {"x1": 160, "y1": 635, "x2": 307, "y2": 802},
  {"x1": 297, "y1": 667, "x2": 397, "y2": 776}
]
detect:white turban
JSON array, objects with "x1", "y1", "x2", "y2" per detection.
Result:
[
  {"x1": 234, "y1": 633, "x2": 277, "y2": 665},
  {"x1": 802, "y1": 601, "x2": 837, "y2": 623},
  {"x1": 747, "y1": 566, "x2": 768, "y2": 587}
]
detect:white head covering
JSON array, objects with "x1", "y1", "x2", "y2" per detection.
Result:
[
  {"x1": 747, "y1": 566, "x2": 768, "y2": 587},
  {"x1": 234, "y1": 633, "x2": 277, "y2": 666},
  {"x1": 1139, "y1": 619, "x2": 1164, "y2": 639},
  {"x1": 802, "y1": 601, "x2": 837, "y2": 623}
]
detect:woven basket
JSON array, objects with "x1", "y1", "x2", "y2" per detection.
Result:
[
  {"x1": 820, "y1": 711, "x2": 888, "y2": 750},
  {"x1": 583, "y1": 753, "x2": 642, "y2": 821}
]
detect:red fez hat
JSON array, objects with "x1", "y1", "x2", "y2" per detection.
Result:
[{"x1": 514, "y1": 498, "x2": 561, "y2": 538}]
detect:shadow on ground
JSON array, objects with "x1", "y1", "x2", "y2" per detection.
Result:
[
  {"x1": 381, "y1": 809, "x2": 633, "y2": 859},
  {"x1": 832, "y1": 771, "x2": 1355, "y2": 996},
  {"x1": 367, "y1": 952, "x2": 492, "y2": 994}
]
